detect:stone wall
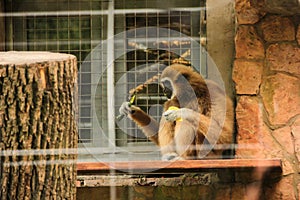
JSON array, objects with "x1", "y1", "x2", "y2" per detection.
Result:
[
  {"x1": 77, "y1": 172, "x2": 278, "y2": 200},
  {"x1": 234, "y1": 0, "x2": 300, "y2": 199}
]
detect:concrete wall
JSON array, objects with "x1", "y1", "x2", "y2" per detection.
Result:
[{"x1": 206, "y1": 0, "x2": 236, "y2": 99}]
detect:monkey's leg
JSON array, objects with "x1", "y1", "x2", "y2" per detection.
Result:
[
  {"x1": 174, "y1": 121, "x2": 197, "y2": 160},
  {"x1": 164, "y1": 108, "x2": 233, "y2": 158},
  {"x1": 158, "y1": 119, "x2": 178, "y2": 161},
  {"x1": 182, "y1": 110, "x2": 233, "y2": 158}
]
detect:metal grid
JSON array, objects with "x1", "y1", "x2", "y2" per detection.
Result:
[
  {"x1": 116, "y1": 11, "x2": 203, "y2": 145},
  {"x1": 5, "y1": 0, "x2": 108, "y2": 145},
  {"x1": 113, "y1": 7, "x2": 207, "y2": 147},
  {"x1": 4, "y1": 0, "x2": 207, "y2": 160}
]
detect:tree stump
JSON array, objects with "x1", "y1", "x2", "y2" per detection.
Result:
[{"x1": 0, "y1": 52, "x2": 78, "y2": 200}]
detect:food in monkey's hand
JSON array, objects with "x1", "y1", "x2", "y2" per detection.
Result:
[{"x1": 119, "y1": 64, "x2": 234, "y2": 160}]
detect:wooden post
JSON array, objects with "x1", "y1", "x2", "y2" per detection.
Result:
[{"x1": 0, "y1": 52, "x2": 78, "y2": 200}]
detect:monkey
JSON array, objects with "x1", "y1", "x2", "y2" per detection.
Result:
[{"x1": 119, "y1": 64, "x2": 234, "y2": 160}]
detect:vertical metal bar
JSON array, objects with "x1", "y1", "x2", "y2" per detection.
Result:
[
  {"x1": 107, "y1": 0, "x2": 116, "y2": 149},
  {"x1": 200, "y1": 8, "x2": 207, "y2": 77},
  {"x1": 5, "y1": 12, "x2": 13, "y2": 50}
]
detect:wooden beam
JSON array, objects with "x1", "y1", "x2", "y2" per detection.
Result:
[{"x1": 77, "y1": 159, "x2": 282, "y2": 175}]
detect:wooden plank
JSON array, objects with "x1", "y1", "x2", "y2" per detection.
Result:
[{"x1": 77, "y1": 159, "x2": 282, "y2": 174}]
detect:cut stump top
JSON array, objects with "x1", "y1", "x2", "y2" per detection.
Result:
[{"x1": 0, "y1": 51, "x2": 76, "y2": 65}]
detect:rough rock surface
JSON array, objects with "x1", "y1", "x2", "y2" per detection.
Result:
[
  {"x1": 261, "y1": 16, "x2": 295, "y2": 42},
  {"x1": 267, "y1": 43, "x2": 300, "y2": 76},
  {"x1": 235, "y1": 26, "x2": 265, "y2": 59},
  {"x1": 232, "y1": 60, "x2": 263, "y2": 94},
  {"x1": 260, "y1": 73, "x2": 300, "y2": 126}
]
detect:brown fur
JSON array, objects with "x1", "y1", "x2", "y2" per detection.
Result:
[{"x1": 128, "y1": 64, "x2": 234, "y2": 160}]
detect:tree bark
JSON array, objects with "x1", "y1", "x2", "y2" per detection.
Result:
[{"x1": 0, "y1": 52, "x2": 78, "y2": 200}]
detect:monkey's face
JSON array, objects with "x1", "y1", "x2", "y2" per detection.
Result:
[
  {"x1": 160, "y1": 65, "x2": 200, "y2": 110},
  {"x1": 160, "y1": 78, "x2": 174, "y2": 99},
  {"x1": 160, "y1": 67, "x2": 189, "y2": 100}
]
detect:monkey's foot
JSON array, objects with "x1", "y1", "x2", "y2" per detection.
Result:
[{"x1": 161, "y1": 153, "x2": 184, "y2": 161}]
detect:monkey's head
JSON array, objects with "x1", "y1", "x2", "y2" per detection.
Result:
[
  {"x1": 160, "y1": 76, "x2": 174, "y2": 99},
  {"x1": 160, "y1": 64, "x2": 211, "y2": 112}
]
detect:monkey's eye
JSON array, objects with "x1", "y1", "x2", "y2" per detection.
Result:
[{"x1": 160, "y1": 79, "x2": 173, "y2": 99}]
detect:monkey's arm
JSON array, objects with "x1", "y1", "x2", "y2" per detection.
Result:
[
  {"x1": 163, "y1": 108, "x2": 233, "y2": 146},
  {"x1": 119, "y1": 102, "x2": 160, "y2": 145}
]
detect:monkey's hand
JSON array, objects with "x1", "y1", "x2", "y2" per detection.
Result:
[
  {"x1": 119, "y1": 102, "x2": 135, "y2": 117},
  {"x1": 163, "y1": 107, "x2": 183, "y2": 122}
]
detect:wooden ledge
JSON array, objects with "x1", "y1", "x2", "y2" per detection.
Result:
[{"x1": 77, "y1": 159, "x2": 282, "y2": 175}]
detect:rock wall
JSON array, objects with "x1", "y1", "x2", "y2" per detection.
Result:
[
  {"x1": 234, "y1": 0, "x2": 300, "y2": 199},
  {"x1": 77, "y1": 172, "x2": 279, "y2": 200}
]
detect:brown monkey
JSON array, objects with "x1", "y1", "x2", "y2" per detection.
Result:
[{"x1": 119, "y1": 64, "x2": 234, "y2": 160}]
